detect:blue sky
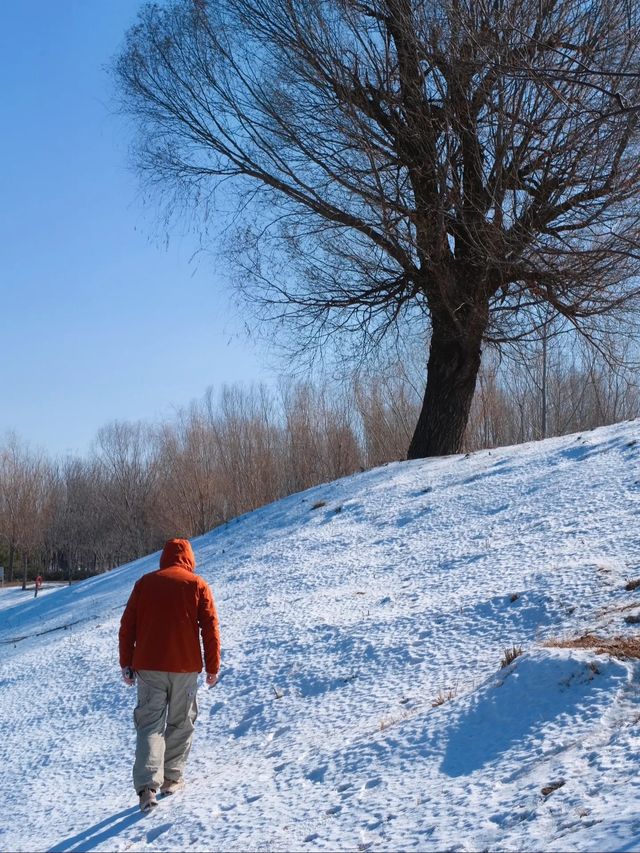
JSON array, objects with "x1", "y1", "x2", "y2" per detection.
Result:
[{"x1": 0, "y1": 0, "x2": 273, "y2": 457}]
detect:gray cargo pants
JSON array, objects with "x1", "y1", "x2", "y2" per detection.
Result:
[{"x1": 133, "y1": 669, "x2": 199, "y2": 793}]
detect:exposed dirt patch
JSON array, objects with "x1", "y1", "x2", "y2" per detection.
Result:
[
  {"x1": 541, "y1": 779, "x2": 565, "y2": 797},
  {"x1": 625, "y1": 578, "x2": 640, "y2": 592}
]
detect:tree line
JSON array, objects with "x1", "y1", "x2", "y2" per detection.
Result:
[{"x1": 1, "y1": 336, "x2": 637, "y2": 585}]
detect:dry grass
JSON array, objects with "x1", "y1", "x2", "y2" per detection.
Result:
[
  {"x1": 500, "y1": 645, "x2": 523, "y2": 668},
  {"x1": 431, "y1": 688, "x2": 457, "y2": 707},
  {"x1": 311, "y1": 500, "x2": 327, "y2": 510},
  {"x1": 378, "y1": 708, "x2": 413, "y2": 731},
  {"x1": 597, "y1": 601, "x2": 639, "y2": 617},
  {"x1": 545, "y1": 633, "x2": 640, "y2": 659}
]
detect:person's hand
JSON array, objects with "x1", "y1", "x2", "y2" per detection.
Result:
[
  {"x1": 206, "y1": 672, "x2": 218, "y2": 687},
  {"x1": 121, "y1": 666, "x2": 135, "y2": 686}
]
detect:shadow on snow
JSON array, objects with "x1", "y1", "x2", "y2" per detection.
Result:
[
  {"x1": 440, "y1": 652, "x2": 625, "y2": 778},
  {"x1": 47, "y1": 806, "x2": 147, "y2": 852}
]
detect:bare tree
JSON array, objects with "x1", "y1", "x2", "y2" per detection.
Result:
[
  {"x1": 116, "y1": 0, "x2": 640, "y2": 457},
  {"x1": 154, "y1": 419, "x2": 216, "y2": 537},
  {"x1": 0, "y1": 434, "x2": 50, "y2": 585},
  {"x1": 464, "y1": 327, "x2": 640, "y2": 450},
  {"x1": 279, "y1": 380, "x2": 362, "y2": 489},
  {"x1": 47, "y1": 457, "x2": 114, "y2": 579},
  {"x1": 354, "y1": 369, "x2": 420, "y2": 466},
  {"x1": 203, "y1": 384, "x2": 286, "y2": 517},
  {"x1": 94, "y1": 421, "x2": 162, "y2": 561}
]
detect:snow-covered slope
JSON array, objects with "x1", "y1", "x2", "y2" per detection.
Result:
[{"x1": 2, "y1": 420, "x2": 640, "y2": 852}]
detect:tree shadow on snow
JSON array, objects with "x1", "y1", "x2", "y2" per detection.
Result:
[
  {"x1": 47, "y1": 805, "x2": 146, "y2": 852},
  {"x1": 440, "y1": 653, "x2": 622, "y2": 778}
]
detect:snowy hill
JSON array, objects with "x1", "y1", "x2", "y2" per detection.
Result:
[{"x1": 2, "y1": 420, "x2": 640, "y2": 852}]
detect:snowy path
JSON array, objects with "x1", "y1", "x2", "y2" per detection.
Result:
[{"x1": 2, "y1": 420, "x2": 640, "y2": 851}]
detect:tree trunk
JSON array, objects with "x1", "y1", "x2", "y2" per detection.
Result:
[
  {"x1": 408, "y1": 309, "x2": 486, "y2": 458},
  {"x1": 540, "y1": 325, "x2": 548, "y2": 440},
  {"x1": 8, "y1": 542, "x2": 15, "y2": 583}
]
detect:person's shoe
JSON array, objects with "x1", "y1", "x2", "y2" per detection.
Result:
[
  {"x1": 160, "y1": 778, "x2": 184, "y2": 796},
  {"x1": 139, "y1": 787, "x2": 158, "y2": 812}
]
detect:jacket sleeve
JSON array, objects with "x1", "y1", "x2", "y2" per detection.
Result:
[
  {"x1": 118, "y1": 581, "x2": 140, "y2": 668},
  {"x1": 198, "y1": 581, "x2": 221, "y2": 675}
]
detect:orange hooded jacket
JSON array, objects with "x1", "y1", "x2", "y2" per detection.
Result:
[{"x1": 118, "y1": 538, "x2": 221, "y2": 674}]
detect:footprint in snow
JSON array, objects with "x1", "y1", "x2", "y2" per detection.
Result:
[
  {"x1": 266, "y1": 748, "x2": 282, "y2": 759},
  {"x1": 245, "y1": 794, "x2": 262, "y2": 804},
  {"x1": 489, "y1": 809, "x2": 534, "y2": 827},
  {"x1": 337, "y1": 783, "x2": 356, "y2": 800},
  {"x1": 306, "y1": 764, "x2": 328, "y2": 782},
  {"x1": 146, "y1": 823, "x2": 172, "y2": 843}
]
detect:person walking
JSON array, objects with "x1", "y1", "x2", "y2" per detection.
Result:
[{"x1": 119, "y1": 538, "x2": 221, "y2": 812}]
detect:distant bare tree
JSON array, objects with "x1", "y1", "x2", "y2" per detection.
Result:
[
  {"x1": 354, "y1": 369, "x2": 420, "y2": 466},
  {"x1": 464, "y1": 330, "x2": 640, "y2": 449},
  {"x1": 47, "y1": 457, "x2": 113, "y2": 578},
  {"x1": 94, "y1": 421, "x2": 162, "y2": 561},
  {"x1": 282, "y1": 383, "x2": 332, "y2": 492},
  {"x1": 316, "y1": 387, "x2": 362, "y2": 481},
  {"x1": 204, "y1": 384, "x2": 285, "y2": 517},
  {"x1": 279, "y1": 380, "x2": 362, "y2": 489},
  {"x1": 0, "y1": 435, "x2": 50, "y2": 585},
  {"x1": 155, "y1": 420, "x2": 214, "y2": 537},
  {"x1": 116, "y1": 0, "x2": 640, "y2": 457}
]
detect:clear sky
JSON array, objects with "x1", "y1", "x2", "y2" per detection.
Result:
[{"x1": 0, "y1": 0, "x2": 274, "y2": 458}]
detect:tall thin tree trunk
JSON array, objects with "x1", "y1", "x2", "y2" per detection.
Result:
[
  {"x1": 8, "y1": 542, "x2": 15, "y2": 583},
  {"x1": 408, "y1": 309, "x2": 486, "y2": 458},
  {"x1": 541, "y1": 327, "x2": 548, "y2": 440}
]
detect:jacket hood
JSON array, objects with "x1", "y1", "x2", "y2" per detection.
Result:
[{"x1": 159, "y1": 538, "x2": 196, "y2": 571}]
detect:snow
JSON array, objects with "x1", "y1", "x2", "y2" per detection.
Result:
[
  {"x1": 0, "y1": 583, "x2": 65, "y2": 612},
  {"x1": 2, "y1": 419, "x2": 640, "y2": 852}
]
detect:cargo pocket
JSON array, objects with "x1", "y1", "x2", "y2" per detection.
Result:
[
  {"x1": 186, "y1": 687, "x2": 198, "y2": 728},
  {"x1": 134, "y1": 690, "x2": 149, "y2": 729},
  {"x1": 134, "y1": 674, "x2": 163, "y2": 731}
]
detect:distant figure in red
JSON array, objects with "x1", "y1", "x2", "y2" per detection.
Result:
[{"x1": 34, "y1": 575, "x2": 43, "y2": 598}]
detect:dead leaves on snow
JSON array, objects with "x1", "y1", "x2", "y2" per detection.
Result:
[{"x1": 545, "y1": 633, "x2": 640, "y2": 659}]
